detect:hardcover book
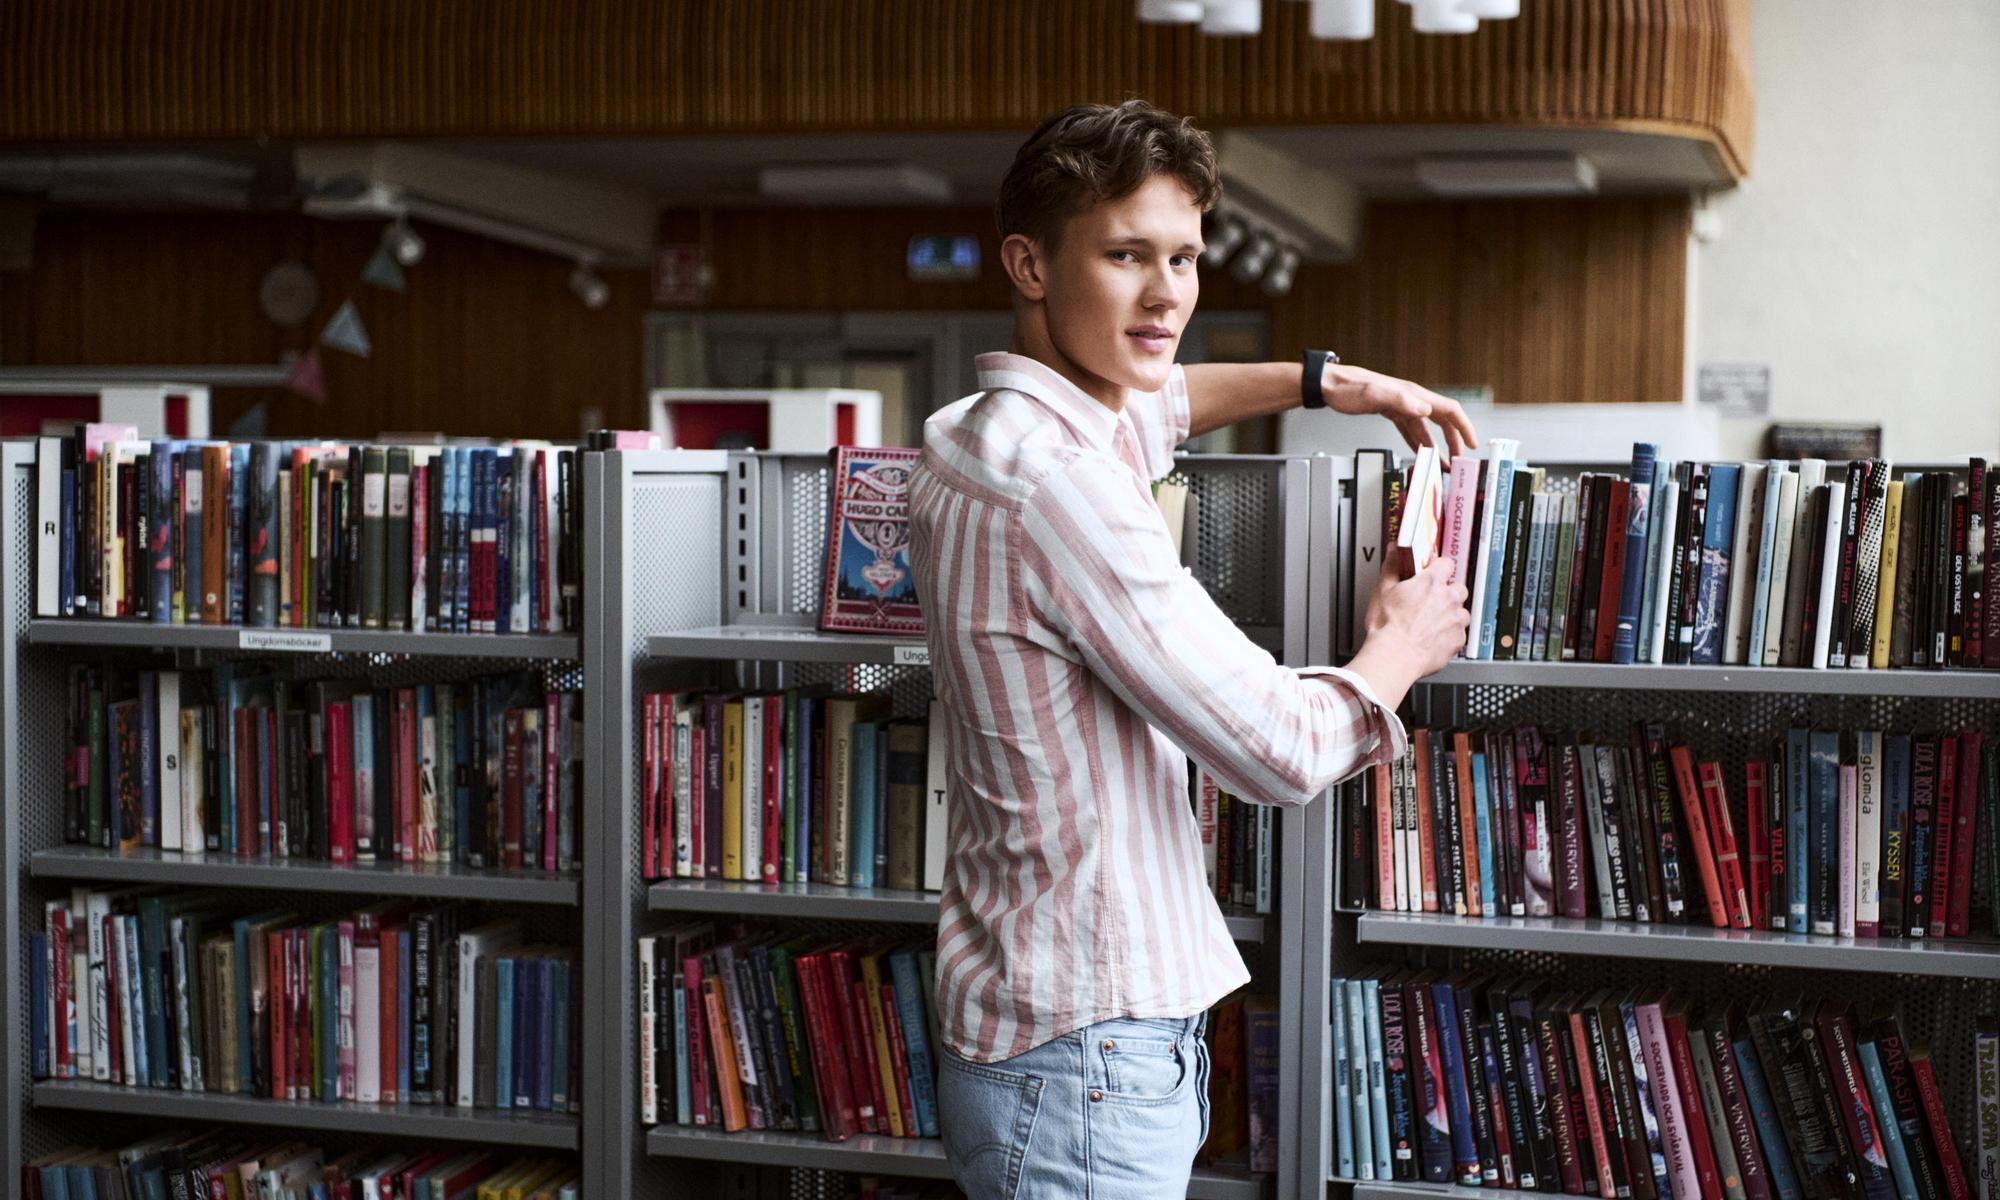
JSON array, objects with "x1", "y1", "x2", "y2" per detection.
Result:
[{"x1": 819, "y1": 447, "x2": 924, "y2": 636}]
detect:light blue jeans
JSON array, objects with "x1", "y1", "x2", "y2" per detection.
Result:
[{"x1": 936, "y1": 1013, "x2": 1211, "y2": 1199}]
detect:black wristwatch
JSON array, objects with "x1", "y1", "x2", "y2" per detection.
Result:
[{"x1": 1301, "y1": 348, "x2": 1340, "y2": 410}]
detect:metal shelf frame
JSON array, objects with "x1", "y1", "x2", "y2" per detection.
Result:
[
  {"x1": 27, "y1": 619, "x2": 581, "y2": 661},
  {"x1": 1421, "y1": 657, "x2": 2000, "y2": 698},
  {"x1": 30, "y1": 846, "x2": 581, "y2": 905},
  {"x1": 32, "y1": 1081, "x2": 580, "y2": 1150}
]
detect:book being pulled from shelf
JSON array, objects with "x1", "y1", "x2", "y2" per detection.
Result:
[
  {"x1": 33, "y1": 432, "x2": 583, "y2": 635},
  {"x1": 1337, "y1": 720, "x2": 1998, "y2": 943},
  {"x1": 1329, "y1": 964, "x2": 1980, "y2": 1200},
  {"x1": 22, "y1": 1132, "x2": 578, "y2": 1200},
  {"x1": 1341, "y1": 443, "x2": 1997, "y2": 671},
  {"x1": 66, "y1": 663, "x2": 582, "y2": 871},
  {"x1": 29, "y1": 893, "x2": 581, "y2": 1119}
]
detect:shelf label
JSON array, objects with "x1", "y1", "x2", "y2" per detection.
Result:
[
  {"x1": 893, "y1": 644, "x2": 931, "y2": 667},
  {"x1": 239, "y1": 630, "x2": 333, "y2": 653}
]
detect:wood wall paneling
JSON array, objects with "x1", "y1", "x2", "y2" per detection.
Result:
[{"x1": 0, "y1": 0, "x2": 1752, "y2": 176}]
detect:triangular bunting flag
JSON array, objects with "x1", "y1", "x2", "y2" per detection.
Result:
[
  {"x1": 319, "y1": 300, "x2": 372, "y2": 358},
  {"x1": 361, "y1": 242, "x2": 406, "y2": 292},
  {"x1": 286, "y1": 347, "x2": 327, "y2": 404}
]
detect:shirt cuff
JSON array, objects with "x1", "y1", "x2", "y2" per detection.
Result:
[{"x1": 1300, "y1": 663, "x2": 1410, "y2": 767}]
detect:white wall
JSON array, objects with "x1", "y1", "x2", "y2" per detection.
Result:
[{"x1": 1695, "y1": 0, "x2": 2000, "y2": 463}]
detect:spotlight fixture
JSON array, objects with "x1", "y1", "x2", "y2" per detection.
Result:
[
  {"x1": 1135, "y1": 0, "x2": 1204, "y2": 21},
  {"x1": 1200, "y1": 0, "x2": 1262, "y2": 35},
  {"x1": 386, "y1": 218, "x2": 425, "y2": 267},
  {"x1": 1202, "y1": 214, "x2": 1248, "y2": 268},
  {"x1": 1230, "y1": 233, "x2": 1277, "y2": 284},
  {"x1": 1411, "y1": 0, "x2": 1479, "y2": 33},
  {"x1": 1261, "y1": 246, "x2": 1301, "y2": 297},
  {"x1": 569, "y1": 264, "x2": 610, "y2": 310}
]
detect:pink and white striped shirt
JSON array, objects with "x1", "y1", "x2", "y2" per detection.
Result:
[{"x1": 908, "y1": 351, "x2": 1408, "y2": 1063}]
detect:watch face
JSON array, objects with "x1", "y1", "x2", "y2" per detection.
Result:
[{"x1": 260, "y1": 259, "x2": 320, "y2": 328}]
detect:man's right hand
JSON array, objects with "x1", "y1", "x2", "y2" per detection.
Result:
[{"x1": 1346, "y1": 558, "x2": 1471, "y2": 710}]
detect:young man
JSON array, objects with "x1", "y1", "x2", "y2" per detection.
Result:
[{"x1": 908, "y1": 101, "x2": 1476, "y2": 1198}]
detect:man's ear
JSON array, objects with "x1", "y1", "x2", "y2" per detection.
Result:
[{"x1": 1000, "y1": 233, "x2": 1048, "y2": 303}]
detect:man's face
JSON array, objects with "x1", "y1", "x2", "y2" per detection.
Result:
[{"x1": 1037, "y1": 173, "x2": 1204, "y2": 397}]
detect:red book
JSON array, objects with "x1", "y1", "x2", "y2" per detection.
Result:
[
  {"x1": 501, "y1": 709, "x2": 525, "y2": 869},
  {"x1": 325, "y1": 701, "x2": 354, "y2": 864},
  {"x1": 1374, "y1": 760, "x2": 1396, "y2": 909},
  {"x1": 393, "y1": 689, "x2": 418, "y2": 864},
  {"x1": 795, "y1": 953, "x2": 857, "y2": 1140},
  {"x1": 1593, "y1": 481, "x2": 1630, "y2": 663},
  {"x1": 1662, "y1": 998, "x2": 1723, "y2": 1200},
  {"x1": 379, "y1": 921, "x2": 399, "y2": 1104},
  {"x1": 269, "y1": 926, "x2": 288, "y2": 1099},
  {"x1": 1567, "y1": 1007, "x2": 1618, "y2": 1199},
  {"x1": 544, "y1": 692, "x2": 561, "y2": 872},
  {"x1": 1911, "y1": 1043, "x2": 1970, "y2": 1200},
  {"x1": 688, "y1": 720, "x2": 707, "y2": 880},
  {"x1": 1745, "y1": 762, "x2": 1770, "y2": 931},
  {"x1": 1930, "y1": 733, "x2": 1958, "y2": 938},
  {"x1": 762, "y1": 694, "x2": 783, "y2": 884},
  {"x1": 535, "y1": 452, "x2": 553, "y2": 633},
  {"x1": 879, "y1": 979, "x2": 918, "y2": 1136},
  {"x1": 1698, "y1": 761, "x2": 1753, "y2": 929},
  {"x1": 1668, "y1": 745, "x2": 1729, "y2": 926},
  {"x1": 1414, "y1": 728, "x2": 1439, "y2": 913},
  {"x1": 1816, "y1": 1003, "x2": 1892, "y2": 1200},
  {"x1": 1985, "y1": 461, "x2": 2000, "y2": 668},
  {"x1": 640, "y1": 693, "x2": 661, "y2": 881},
  {"x1": 1947, "y1": 730, "x2": 1982, "y2": 937},
  {"x1": 829, "y1": 949, "x2": 887, "y2": 1134},
  {"x1": 49, "y1": 907, "x2": 71, "y2": 1078},
  {"x1": 101, "y1": 914, "x2": 121, "y2": 1084},
  {"x1": 1967, "y1": 460, "x2": 1986, "y2": 666},
  {"x1": 409, "y1": 463, "x2": 427, "y2": 631}
]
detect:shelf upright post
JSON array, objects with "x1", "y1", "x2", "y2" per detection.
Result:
[{"x1": 2, "y1": 442, "x2": 31, "y2": 1182}]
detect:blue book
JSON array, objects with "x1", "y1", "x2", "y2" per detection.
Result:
[
  {"x1": 30, "y1": 931, "x2": 48, "y2": 1078},
  {"x1": 1471, "y1": 753, "x2": 1496, "y2": 917},
  {"x1": 851, "y1": 721, "x2": 880, "y2": 888},
  {"x1": 1429, "y1": 978, "x2": 1481, "y2": 1184},
  {"x1": 1787, "y1": 729, "x2": 1812, "y2": 933},
  {"x1": 1882, "y1": 735, "x2": 1912, "y2": 936},
  {"x1": 1808, "y1": 729, "x2": 1841, "y2": 935},
  {"x1": 1692, "y1": 463, "x2": 1741, "y2": 664},
  {"x1": 227, "y1": 444, "x2": 249, "y2": 625},
  {"x1": 889, "y1": 951, "x2": 940, "y2": 1138},
  {"x1": 320, "y1": 925, "x2": 338, "y2": 1100},
  {"x1": 549, "y1": 956, "x2": 570, "y2": 1109},
  {"x1": 1333, "y1": 978, "x2": 1355, "y2": 1179},
  {"x1": 39, "y1": 1161, "x2": 71, "y2": 1200},
  {"x1": 494, "y1": 449, "x2": 514, "y2": 636},
  {"x1": 540, "y1": 955, "x2": 559, "y2": 1110},
  {"x1": 1748, "y1": 462, "x2": 1788, "y2": 667},
  {"x1": 1908, "y1": 737, "x2": 1938, "y2": 937},
  {"x1": 148, "y1": 444, "x2": 177, "y2": 624},
  {"x1": 1477, "y1": 456, "x2": 1519, "y2": 659},
  {"x1": 518, "y1": 955, "x2": 539, "y2": 1109},
  {"x1": 66, "y1": 1164, "x2": 95, "y2": 1200},
  {"x1": 397, "y1": 928, "x2": 412, "y2": 1100},
  {"x1": 874, "y1": 728, "x2": 891, "y2": 881},
  {"x1": 1361, "y1": 977, "x2": 1393, "y2": 1182},
  {"x1": 1857, "y1": 1040, "x2": 1919, "y2": 1200},
  {"x1": 1622, "y1": 999, "x2": 1671, "y2": 1200},
  {"x1": 495, "y1": 955, "x2": 515, "y2": 1109},
  {"x1": 1734, "y1": 1031, "x2": 1805, "y2": 1200},
  {"x1": 1612, "y1": 443, "x2": 1658, "y2": 663},
  {"x1": 1346, "y1": 978, "x2": 1375, "y2": 1180}
]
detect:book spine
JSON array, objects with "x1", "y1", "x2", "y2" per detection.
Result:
[
  {"x1": 1612, "y1": 444, "x2": 1658, "y2": 663},
  {"x1": 1947, "y1": 731, "x2": 1982, "y2": 937}
]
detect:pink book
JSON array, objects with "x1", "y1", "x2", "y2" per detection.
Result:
[
  {"x1": 409, "y1": 462, "x2": 427, "y2": 630},
  {"x1": 1374, "y1": 760, "x2": 1396, "y2": 909},
  {"x1": 544, "y1": 692, "x2": 561, "y2": 872},
  {"x1": 1947, "y1": 730, "x2": 1982, "y2": 937},
  {"x1": 1441, "y1": 455, "x2": 1482, "y2": 593},
  {"x1": 1838, "y1": 764, "x2": 1858, "y2": 937},
  {"x1": 1636, "y1": 995, "x2": 1703, "y2": 1200}
]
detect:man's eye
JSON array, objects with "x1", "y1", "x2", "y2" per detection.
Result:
[
  {"x1": 1109, "y1": 250, "x2": 1137, "y2": 264},
  {"x1": 1172, "y1": 255, "x2": 1194, "y2": 269}
]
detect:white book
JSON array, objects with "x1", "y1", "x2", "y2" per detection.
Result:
[
  {"x1": 180, "y1": 709, "x2": 204, "y2": 854},
  {"x1": 36, "y1": 436, "x2": 62, "y2": 616},
  {"x1": 542, "y1": 448, "x2": 562, "y2": 633},
  {"x1": 456, "y1": 918, "x2": 523, "y2": 1107},
  {"x1": 672, "y1": 697, "x2": 698, "y2": 880},
  {"x1": 512, "y1": 450, "x2": 532, "y2": 634},
  {"x1": 1645, "y1": 480, "x2": 1682, "y2": 664},
  {"x1": 1779, "y1": 459, "x2": 1829, "y2": 666},
  {"x1": 1723, "y1": 462, "x2": 1767, "y2": 664},
  {"x1": 123, "y1": 916, "x2": 148, "y2": 1089},
  {"x1": 1811, "y1": 481, "x2": 1847, "y2": 670},
  {"x1": 1635, "y1": 460, "x2": 1673, "y2": 660},
  {"x1": 1471, "y1": 440, "x2": 1522, "y2": 658},
  {"x1": 638, "y1": 935, "x2": 658, "y2": 1125},
  {"x1": 1345, "y1": 977, "x2": 1374, "y2": 1180},
  {"x1": 1579, "y1": 750, "x2": 1618, "y2": 918},
  {"x1": 1755, "y1": 468, "x2": 1800, "y2": 667},
  {"x1": 157, "y1": 671, "x2": 183, "y2": 851},
  {"x1": 923, "y1": 700, "x2": 949, "y2": 892},
  {"x1": 1335, "y1": 489, "x2": 1354, "y2": 656},
  {"x1": 1856, "y1": 731, "x2": 1883, "y2": 935},
  {"x1": 110, "y1": 914, "x2": 136, "y2": 1085},
  {"x1": 1350, "y1": 450, "x2": 1390, "y2": 658},
  {"x1": 355, "y1": 940, "x2": 381, "y2": 1103},
  {"x1": 1195, "y1": 767, "x2": 1220, "y2": 894},
  {"x1": 86, "y1": 890, "x2": 111, "y2": 1081},
  {"x1": 741, "y1": 697, "x2": 764, "y2": 883}
]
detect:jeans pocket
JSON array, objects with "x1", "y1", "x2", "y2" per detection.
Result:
[
  {"x1": 1096, "y1": 1032, "x2": 1189, "y2": 1104},
  {"x1": 938, "y1": 1050, "x2": 1045, "y2": 1200}
]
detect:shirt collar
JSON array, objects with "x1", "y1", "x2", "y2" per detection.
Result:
[{"x1": 974, "y1": 351, "x2": 1122, "y2": 450}]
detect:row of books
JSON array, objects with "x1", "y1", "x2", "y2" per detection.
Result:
[
  {"x1": 1194, "y1": 765, "x2": 1278, "y2": 913},
  {"x1": 29, "y1": 891, "x2": 582, "y2": 1115},
  {"x1": 66, "y1": 665, "x2": 583, "y2": 871},
  {"x1": 24, "y1": 1135, "x2": 577, "y2": 1200},
  {"x1": 640, "y1": 692, "x2": 946, "y2": 890},
  {"x1": 638, "y1": 926, "x2": 940, "y2": 1140},
  {"x1": 33, "y1": 430, "x2": 583, "y2": 635},
  {"x1": 1339, "y1": 723, "x2": 1998, "y2": 939},
  {"x1": 1346, "y1": 444, "x2": 1997, "y2": 671},
  {"x1": 1327, "y1": 967, "x2": 1985, "y2": 1200}
]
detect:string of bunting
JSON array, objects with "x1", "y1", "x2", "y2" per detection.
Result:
[{"x1": 287, "y1": 221, "x2": 420, "y2": 405}]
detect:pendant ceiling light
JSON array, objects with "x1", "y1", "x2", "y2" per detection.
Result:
[{"x1": 1136, "y1": 0, "x2": 1521, "y2": 41}]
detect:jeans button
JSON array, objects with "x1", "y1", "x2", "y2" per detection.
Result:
[
  {"x1": 1102, "y1": 1039, "x2": 1114, "y2": 1050},
  {"x1": 1090, "y1": 1089, "x2": 1103, "y2": 1102}
]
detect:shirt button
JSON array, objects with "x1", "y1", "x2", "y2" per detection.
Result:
[{"x1": 1090, "y1": 1090, "x2": 1103, "y2": 1102}]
